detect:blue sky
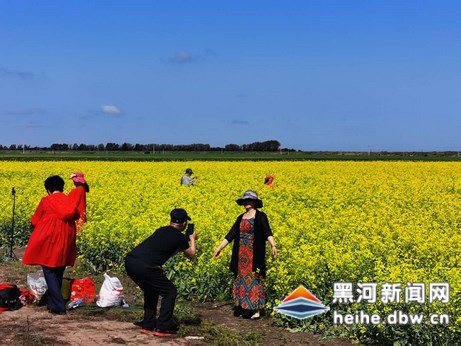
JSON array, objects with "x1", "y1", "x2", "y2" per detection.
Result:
[{"x1": 1, "y1": 1, "x2": 460, "y2": 151}]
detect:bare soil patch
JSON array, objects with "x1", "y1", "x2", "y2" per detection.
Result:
[{"x1": 0, "y1": 258, "x2": 351, "y2": 345}]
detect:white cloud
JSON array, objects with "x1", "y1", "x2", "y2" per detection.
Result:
[
  {"x1": 4, "y1": 108, "x2": 48, "y2": 116},
  {"x1": 164, "y1": 50, "x2": 216, "y2": 64},
  {"x1": 167, "y1": 51, "x2": 196, "y2": 64},
  {"x1": 0, "y1": 67, "x2": 35, "y2": 79},
  {"x1": 100, "y1": 105, "x2": 123, "y2": 116},
  {"x1": 24, "y1": 121, "x2": 42, "y2": 128},
  {"x1": 176, "y1": 51, "x2": 192, "y2": 62},
  {"x1": 232, "y1": 119, "x2": 250, "y2": 125}
]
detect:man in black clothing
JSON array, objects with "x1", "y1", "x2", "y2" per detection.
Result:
[{"x1": 125, "y1": 208, "x2": 197, "y2": 337}]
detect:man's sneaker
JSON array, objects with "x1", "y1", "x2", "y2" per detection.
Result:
[
  {"x1": 134, "y1": 320, "x2": 157, "y2": 329},
  {"x1": 140, "y1": 329, "x2": 153, "y2": 335},
  {"x1": 153, "y1": 329, "x2": 176, "y2": 337}
]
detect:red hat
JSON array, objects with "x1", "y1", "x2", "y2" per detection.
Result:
[{"x1": 70, "y1": 172, "x2": 87, "y2": 184}]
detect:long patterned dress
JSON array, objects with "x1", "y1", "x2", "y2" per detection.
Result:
[{"x1": 232, "y1": 218, "x2": 266, "y2": 310}]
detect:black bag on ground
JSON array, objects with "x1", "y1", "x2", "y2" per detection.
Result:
[{"x1": 0, "y1": 283, "x2": 22, "y2": 311}]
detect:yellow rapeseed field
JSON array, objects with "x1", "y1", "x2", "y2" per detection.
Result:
[{"x1": 0, "y1": 161, "x2": 459, "y2": 342}]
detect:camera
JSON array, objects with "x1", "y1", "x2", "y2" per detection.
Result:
[{"x1": 186, "y1": 223, "x2": 195, "y2": 237}]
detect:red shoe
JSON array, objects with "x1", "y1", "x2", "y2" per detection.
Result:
[
  {"x1": 153, "y1": 329, "x2": 175, "y2": 337},
  {"x1": 140, "y1": 329, "x2": 153, "y2": 335}
]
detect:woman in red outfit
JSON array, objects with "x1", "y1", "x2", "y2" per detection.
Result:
[
  {"x1": 22, "y1": 175, "x2": 79, "y2": 314},
  {"x1": 68, "y1": 172, "x2": 89, "y2": 233},
  {"x1": 264, "y1": 174, "x2": 275, "y2": 187}
]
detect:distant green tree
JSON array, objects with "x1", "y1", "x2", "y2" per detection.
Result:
[
  {"x1": 225, "y1": 144, "x2": 241, "y2": 151},
  {"x1": 105, "y1": 143, "x2": 120, "y2": 151},
  {"x1": 121, "y1": 142, "x2": 133, "y2": 151}
]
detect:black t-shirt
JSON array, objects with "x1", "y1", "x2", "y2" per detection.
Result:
[{"x1": 127, "y1": 226, "x2": 190, "y2": 266}]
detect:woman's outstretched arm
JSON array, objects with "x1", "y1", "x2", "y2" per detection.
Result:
[
  {"x1": 267, "y1": 235, "x2": 277, "y2": 258},
  {"x1": 213, "y1": 239, "x2": 229, "y2": 258}
]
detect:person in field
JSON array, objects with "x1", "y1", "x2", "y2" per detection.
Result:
[
  {"x1": 264, "y1": 174, "x2": 274, "y2": 187},
  {"x1": 125, "y1": 208, "x2": 197, "y2": 337},
  {"x1": 68, "y1": 172, "x2": 89, "y2": 232},
  {"x1": 180, "y1": 168, "x2": 198, "y2": 186},
  {"x1": 22, "y1": 175, "x2": 79, "y2": 314},
  {"x1": 214, "y1": 190, "x2": 277, "y2": 320}
]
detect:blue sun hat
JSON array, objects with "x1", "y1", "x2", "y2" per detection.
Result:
[{"x1": 236, "y1": 190, "x2": 263, "y2": 208}]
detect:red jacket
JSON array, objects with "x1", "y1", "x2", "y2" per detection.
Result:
[
  {"x1": 69, "y1": 185, "x2": 87, "y2": 223},
  {"x1": 22, "y1": 192, "x2": 79, "y2": 267}
]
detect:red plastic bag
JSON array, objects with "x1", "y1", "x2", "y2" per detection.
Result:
[
  {"x1": 70, "y1": 277, "x2": 96, "y2": 303},
  {"x1": 19, "y1": 289, "x2": 35, "y2": 306}
]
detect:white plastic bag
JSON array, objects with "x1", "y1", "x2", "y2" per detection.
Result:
[
  {"x1": 27, "y1": 270, "x2": 48, "y2": 301},
  {"x1": 96, "y1": 273, "x2": 124, "y2": 307}
]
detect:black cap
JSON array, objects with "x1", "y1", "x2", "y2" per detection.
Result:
[
  {"x1": 185, "y1": 168, "x2": 193, "y2": 174},
  {"x1": 170, "y1": 208, "x2": 191, "y2": 223}
]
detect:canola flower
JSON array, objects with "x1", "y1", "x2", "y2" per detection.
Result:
[{"x1": 0, "y1": 161, "x2": 459, "y2": 343}]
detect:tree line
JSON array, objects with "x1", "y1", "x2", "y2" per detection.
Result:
[{"x1": 0, "y1": 140, "x2": 294, "y2": 152}]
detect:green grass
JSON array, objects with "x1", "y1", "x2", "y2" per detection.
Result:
[{"x1": 1, "y1": 150, "x2": 460, "y2": 161}]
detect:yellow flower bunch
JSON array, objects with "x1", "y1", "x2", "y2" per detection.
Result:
[{"x1": 0, "y1": 161, "x2": 459, "y2": 342}]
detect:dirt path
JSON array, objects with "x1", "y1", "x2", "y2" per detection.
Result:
[
  {"x1": 1, "y1": 303, "x2": 350, "y2": 345},
  {"x1": 0, "y1": 259, "x2": 351, "y2": 345},
  {"x1": 195, "y1": 302, "x2": 350, "y2": 345},
  {"x1": 1, "y1": 306, "x2": 188, "y2": 345}
]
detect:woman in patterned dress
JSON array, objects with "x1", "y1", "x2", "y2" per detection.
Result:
[{"x1": 214, "y1": 190, "x2": 277, "y2": 319}]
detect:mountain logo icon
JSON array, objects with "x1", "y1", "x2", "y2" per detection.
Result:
[{"x1": 274, "y1": 285, "x2": 329, "y2": 319}]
